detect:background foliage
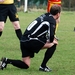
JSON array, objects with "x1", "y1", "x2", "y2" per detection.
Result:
[{"x1": 15, "y1": 0, "x2": 75, "y2": 11}]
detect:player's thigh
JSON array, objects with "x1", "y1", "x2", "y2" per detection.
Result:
[
  {"x1": 27, "y1": 39, "x2": 45, "y2": 53},
  {"x1": 22, "y1": 57, "x2": 31, "y2": 66},
  {"x1": 20, "y1": 41, "x2": 35, "y2": 58},
  {"x1": 8, "y1": 4, "x2": 19, "y2": 22},
  {"x1": 0, "y1": 5, "x2": 8, "y2": 22}
]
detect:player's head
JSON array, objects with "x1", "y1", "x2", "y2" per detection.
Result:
[
  {"x1": 50, "y1": 4, "x2": 61, "y2": 15},
  {"x1": 50, "y1": 4, "x2": 61, "y2": 19}
]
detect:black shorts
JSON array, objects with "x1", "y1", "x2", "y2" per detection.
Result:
[
  {"x1": 20, "y1": 39, "x2": 44, "y2": 58},
  {"x1": 0, "y1": 4, "x2": 19, "y2": 22}
]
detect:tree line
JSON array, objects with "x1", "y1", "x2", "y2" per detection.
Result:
[{"x1": 15, "y1": 0, "x2": 75, "y2": 11}]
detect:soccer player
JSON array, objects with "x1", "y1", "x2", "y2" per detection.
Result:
[
  {"x1": 38, "y1": 0, "x2": 62, "y2": 72},
  {"x1": 0, "y1": 0, "x2": 22, "y2": 40},
  {"x1": 0, "y1": 5, "x2": 61, "y2": 71}
]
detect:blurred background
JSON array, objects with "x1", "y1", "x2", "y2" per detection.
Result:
[{"x1": 15, "y1": 0, "x2": 75, "y2": 12}]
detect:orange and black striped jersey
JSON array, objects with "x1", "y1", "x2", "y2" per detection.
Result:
[
  {"x1": 0, "y1": 0, "x2": 14, "y2": 4},
  {"x1": 49, "y1": 0, "x2": 61, "y2": 4},
  {"x1": 47, "y1": 0, "x2": 61, "y2": 13}
]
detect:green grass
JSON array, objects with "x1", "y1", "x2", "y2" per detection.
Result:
[{"x1": 0, "y1": 11, "x2": 75, "y2": 75}]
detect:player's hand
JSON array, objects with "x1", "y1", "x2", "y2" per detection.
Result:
[{"x1": 53, "y1": 38, "x2": 58, "y2": 45}]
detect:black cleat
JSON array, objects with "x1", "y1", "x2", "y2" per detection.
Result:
[
  {"x1": 39, "y1": 66, "x2": 52, "y2": 72},
  {"x1": 0, "y1": 57, "x2": 7, "y2": 70}
]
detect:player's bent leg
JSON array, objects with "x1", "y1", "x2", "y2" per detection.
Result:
[
  {"x1": 39, "y1": 44, "x2": 57, "y2": 72},
  {"x1": 42, "y1": 42, "x2": 54, "y2": 49},
  {"x1": 0, "y1": 57, "x2": 29, "y2": 70},
  {"x1": 42, "y1": 39, "x2": 58, "y2": 49},
  {"x1": 22, "y1": 56, "x2": 31, "y2": 67}
]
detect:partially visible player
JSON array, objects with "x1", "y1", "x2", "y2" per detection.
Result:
[
  {"x1": 0, "y1": 0, "x2": 22, "y2": 40},
  {"x1": 47, "y1": 0, "x2": 61, "y2": 13},
  {"x1": 47, "y1": 0, "x2": 61, "y2": 33}
]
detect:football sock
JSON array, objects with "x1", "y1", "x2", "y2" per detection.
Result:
[
  {"x1": 7, "y1": 59, "x2": 29, "y2": 69},
  {"x1": 15, "y1": 29, "x2": 22, "y2": 40},
  {"x1": 0, "y1": 32, "x2": 2, "y2": 36},
  {"x1": 41, "y1": 44, "x2": 56, "y2": 67}
]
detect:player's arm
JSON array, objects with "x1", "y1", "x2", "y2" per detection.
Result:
[{"x1": 49, "y1": 19, "x2": 56, "y2": 42}]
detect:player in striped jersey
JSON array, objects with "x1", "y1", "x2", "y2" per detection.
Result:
[{"x1": 0, "y1": 5, "x2": 61, "y2": 71}]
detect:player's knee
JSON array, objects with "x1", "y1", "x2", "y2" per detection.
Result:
[
  {"x1": 0, "y1": 27, "x2": 4, "y2": 31},
  {"x1": 25, "y1": 65, "x2": 29, "y2": 69},
  {"x1": 12, "y1": 22, "x2": 20, "y2": 29},
  {"x1": 24, "y1": 63, "x2": 29, "y2": 69},
  {"x1": 0, "y1": 23, "x2": 4, "y2": 31}
]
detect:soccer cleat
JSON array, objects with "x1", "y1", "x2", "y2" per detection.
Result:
[
  {"x1": 0, "y1": 57, "x2": 7, "y2": 70},
  {"x1": 39, "y1": 66, "x2": 52, "y2": 72}
]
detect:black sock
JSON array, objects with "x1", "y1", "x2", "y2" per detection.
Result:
[
  {"x1": 15, "y1": 29, "x2": 22, "y2": 40},
  {"x1": 7, "y1": 59, "x2": 29, "y2": 69},
  {"x1": 41, "y1": 44, "x2": 56, "y2": 67},
  {"x1": 0, "y1": 32, "x2": 2, "y2": 36}
]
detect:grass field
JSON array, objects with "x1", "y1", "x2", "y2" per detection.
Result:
[{"x1": 0, "y1": 11, "x2": 75, "y2": 75}]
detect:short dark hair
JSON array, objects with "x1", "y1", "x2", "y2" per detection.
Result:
[{"x1": 50, "y1": 4, "x2": 61, "y2": 15}]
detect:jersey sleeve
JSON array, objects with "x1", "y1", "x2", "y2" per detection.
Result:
[{"x1": 50, "y1": 19, "x2": 56, "y2": 42}]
